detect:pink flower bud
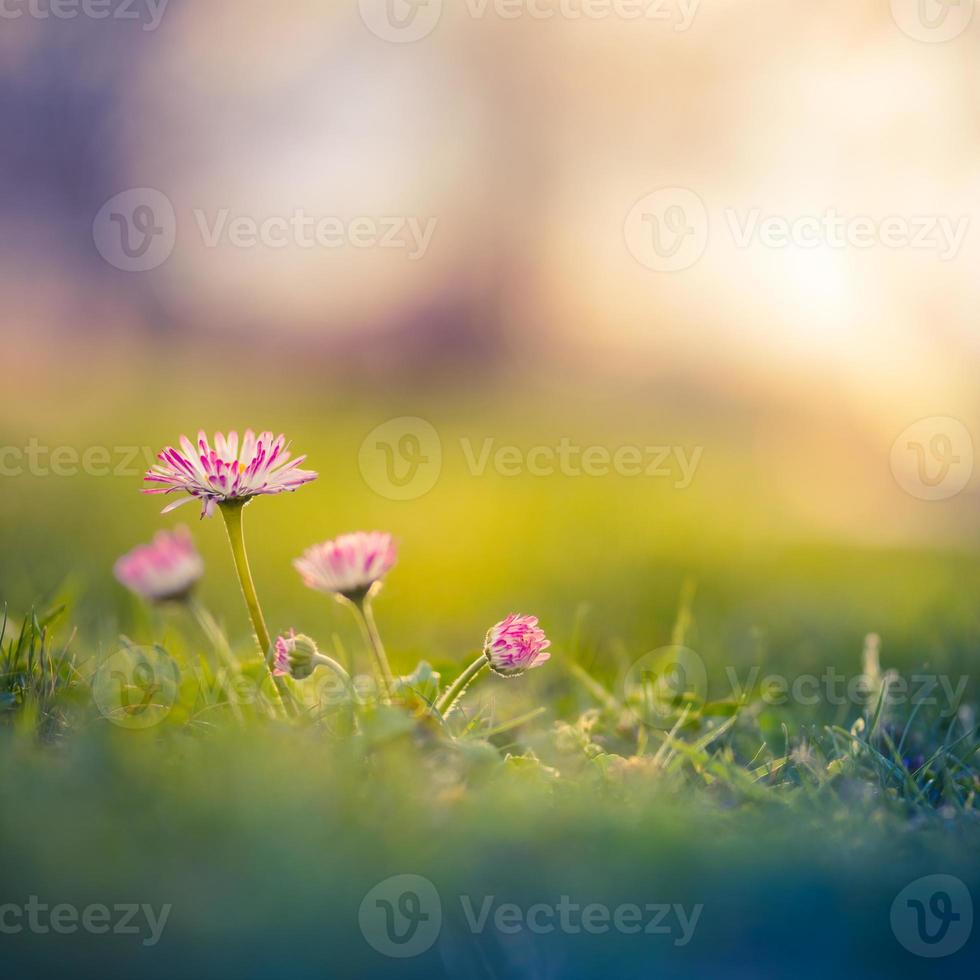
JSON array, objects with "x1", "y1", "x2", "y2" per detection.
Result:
[{"x1": 484, "y1": 614, "x2": 551, "y2": 676}]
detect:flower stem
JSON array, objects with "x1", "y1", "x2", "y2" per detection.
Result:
[
  {"x1": 218, "y1": 500, "x2": 294, "y2": 716},
  {"x1": 312, "y1": 653, "x2": 355, "y2": 695},
  {"x1": 435, "y1": 654, "x2": 488, "y2": 717},
  {"x1": 349, "y1": 595, "x2": 394, "y2": 704}
]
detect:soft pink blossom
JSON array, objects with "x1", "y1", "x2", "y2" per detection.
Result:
[
  {"x1": 114, "y1": 526, "x2": 204, "y2": 602},
  {"x1": 143, "y1": 429, "x2": 317, "y2": 518},
  {"x1": 484, "y1": 614, "x2": 551, "y2": 676},
  {"x1": 294, "y1": 531, "x2": 397, "y2": 599}
]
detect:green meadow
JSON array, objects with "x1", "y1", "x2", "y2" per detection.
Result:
[{"x1": 1, "y1": 374, "x2": 978, "y2": 978}]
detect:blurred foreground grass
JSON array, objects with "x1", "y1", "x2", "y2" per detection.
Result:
[{"x1": 0, "y1": 588, "x2": 977, "y2": 978}]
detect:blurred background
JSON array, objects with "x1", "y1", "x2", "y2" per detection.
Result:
[
  {"x1": 2, "y1": 0, "x2": 979, "y2": 677},
  {"x1": 3, "y1": 8, "x2": 980, "y2": 978}
]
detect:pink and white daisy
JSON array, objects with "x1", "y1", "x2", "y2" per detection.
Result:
[
  {"x1": 143, "y1": 429, "x2": 317, "y2": 518},
  {"x1": 114, "y1": 526, "x2": 204, "y2": 602},
  {"x1": 484, "y1": 614, "x2": 551, "y2": 676},
  {"x1": 294, "y1": 531, "x2": 397, "y2": 600}
]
